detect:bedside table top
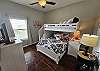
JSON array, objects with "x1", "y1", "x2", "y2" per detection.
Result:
[{"x1": 78, "y1": 51, "x2": 96, "y2": 60}]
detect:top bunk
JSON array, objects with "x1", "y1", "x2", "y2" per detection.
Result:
[
  {"x1": 44, "y1": 17, "x2": 79, "y2": 32},
  {"x1": 38, "y1": 17, "x2": 80, "y2": 41},
  {"x1": 44, "y1": 23, "x2": 78, "y2": 32}
]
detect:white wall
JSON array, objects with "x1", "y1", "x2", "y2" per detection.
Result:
[
  {"x1": 44, "y1": 0, "x2": 100, "y2": 35},
  {"x1": 0, "y1": 0, "x2": 99, "y2": 44},
  {"x1": 45, "y1": 0, "x2": 100, "y2": 24},
  {"x1": 98, "y1": 3, "x2": 100, "y2": 16},
  {"x1": 0, "y1": 0, "x2": 45, "y2": 44}
]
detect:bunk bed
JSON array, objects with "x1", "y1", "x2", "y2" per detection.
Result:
[{"x1": 37, "y1": 17, "x2": 79, "y2": 64}]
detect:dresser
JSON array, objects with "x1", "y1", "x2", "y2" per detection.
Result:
[{"x1": 0, "y1": 40, "x2": 28, "y2": 71}]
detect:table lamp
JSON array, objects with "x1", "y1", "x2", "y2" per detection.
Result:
[{"x1": 80, "y1": 34, "x2": 99, "y2": 56}]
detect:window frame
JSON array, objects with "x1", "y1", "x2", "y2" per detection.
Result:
[{"x1": 10, "y1": 18, "x2": 28, "y2": 40}]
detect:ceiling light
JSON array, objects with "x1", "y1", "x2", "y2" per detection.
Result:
[{"x1": 38, "y1": 0, "x2": 46, "y2": 6}]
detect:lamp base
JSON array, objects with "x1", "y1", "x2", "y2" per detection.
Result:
[{"x1": 82, "y1": 46, "x2": 89, "y2": 56}]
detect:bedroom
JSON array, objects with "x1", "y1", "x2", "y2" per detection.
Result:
[{"x1": 0, "y1": 0, "x2": 100, "y2": 71}]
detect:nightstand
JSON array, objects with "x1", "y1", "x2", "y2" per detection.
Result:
[{"x1": 77, "y1": 51, "x2": 96, "y2": 71}]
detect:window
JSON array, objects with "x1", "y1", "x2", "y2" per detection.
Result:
[{"x1": 10, "y1": 19, "x2": 28, "y2": 40}]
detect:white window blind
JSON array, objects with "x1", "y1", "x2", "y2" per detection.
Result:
[{"x1": 10, "y1": 19, "x2": 28, "y2": 40}]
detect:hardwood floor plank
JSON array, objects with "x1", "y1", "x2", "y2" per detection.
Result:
[{"x1": 24, "y1": 45, "x2": 77, "y2": 71}]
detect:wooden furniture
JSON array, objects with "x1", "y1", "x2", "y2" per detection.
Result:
[
  {"x1": 78, "y1": 51, "x2": 96, "y2": 60},
  {"x1": 77, "y1": 51, "x2": 96, "y2": 71},
  {"x1": 1, "y1": 40, "x2": 28, "y2": 71}
]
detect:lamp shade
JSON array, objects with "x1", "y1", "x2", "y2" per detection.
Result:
[{"x1": 80, "y1": 34, "x2": 99, "y2": 47}]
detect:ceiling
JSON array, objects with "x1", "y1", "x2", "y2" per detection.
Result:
[{"x1": 9, "y1": 0, "x2": 84, "y2": 12}]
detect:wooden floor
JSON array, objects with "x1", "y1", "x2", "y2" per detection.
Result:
[{"x1": 23, "y1": 44, "x2": 77, "y2": 71}]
